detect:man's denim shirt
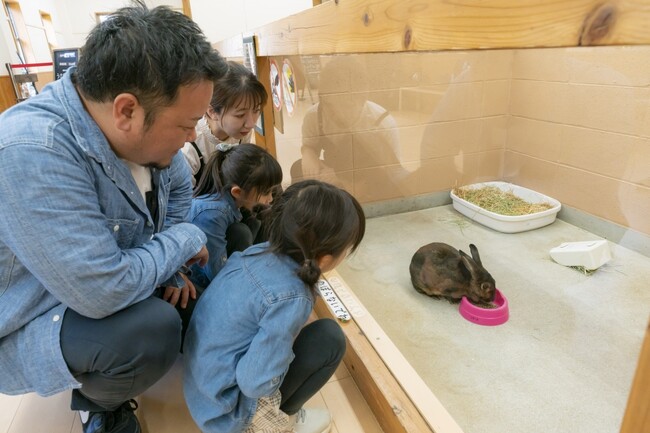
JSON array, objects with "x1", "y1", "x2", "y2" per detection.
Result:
[
  {"x1": 0, "y1": 68, "x2": 207, "y2": 396},
  {"x1": 183, "y1": 243, "x2": 314, "y2": 433},
  {"x1": 188, "y1": 191, "x2": 241, "y2": 288}
]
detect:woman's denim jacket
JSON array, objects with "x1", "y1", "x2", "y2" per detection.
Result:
[
  {"x1": 188, "y1": 191, "x2": 241, "y2": 288},
  {"x1": 183, "y1": 243, "x2": 314, "y2": 433},
  {"x1": 0, "y1": 68, "x2": 207, "y2": 396}
]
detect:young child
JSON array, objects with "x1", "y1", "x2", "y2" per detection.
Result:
[
  {"x1": 183, "y1": 180, "x2": 366, "y2": 433},
  {"x1": 188, "y1": 143, "x2": 282, "y2": 289},
  {"x1": 182, "y1": 60, "x2": 268, "y2": 186}
]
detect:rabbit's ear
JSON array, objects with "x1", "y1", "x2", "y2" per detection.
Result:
[
  {"x1": 458, "y1": 255, "x2": 472, "y2": 280},
  {"x1": 469, "y1": 244, "x2": 482, "y2": 266},
  {"x1": 461, "y1": 254, "x2": 484, "y2": 280}
]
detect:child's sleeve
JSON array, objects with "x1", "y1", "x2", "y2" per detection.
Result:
[{"x1": 190, "y1": 208, "x2": 229, "y2": 282}]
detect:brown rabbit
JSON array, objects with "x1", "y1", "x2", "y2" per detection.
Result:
[{"x1": 409, "y1": 242, "x2": 496, "y2": 304}]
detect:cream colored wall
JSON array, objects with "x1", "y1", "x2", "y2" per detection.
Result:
[
  {"x1": 272, "y1": 47, "x2": 650, "y2": 237},
  {"x1": 274, "y1": 51, "x2": 512, "y2": 204},
  {"x1": 506, "y1": 46, "x2": 650, "y2": 237}
]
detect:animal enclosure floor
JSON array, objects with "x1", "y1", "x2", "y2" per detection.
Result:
[{"x1": 336, "y1": 205, "x2": 650, "y2": 433}]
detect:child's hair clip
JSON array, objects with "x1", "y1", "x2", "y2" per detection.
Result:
[{"x1": 216, "y1": 143, "x2": 235, "y2": 152}]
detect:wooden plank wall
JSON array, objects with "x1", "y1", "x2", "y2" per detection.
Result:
[
  {"x1": 214, "y1": 0, "x2": 650, "y2": 60},
  {"x1": 253, "y1": 0, "x2": 650, "y2": 56},
  {"x1": 0, "y1": 76, "x2": 17, "y2": 112},
  {"x1": 0, "y1": 71, "x2": 54, "y2": 113}
]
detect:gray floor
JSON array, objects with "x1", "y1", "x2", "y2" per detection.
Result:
[{"x1": 336, "y1": 205, "x2": 650, "y2": 433}]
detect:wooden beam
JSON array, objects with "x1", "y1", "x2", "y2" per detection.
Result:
[
  {"x1": 182, "y1": 0, "x2": 192, "y2": 19},
  {"x1": 253, "y1": 0, "x2": 650, "y2": 56},
  {"x1": 252, "y1": 55, "x2": 276, "y2": 157},
  {"x1": 620, "y1": 318, "x2": 650, "y2": 433},
  {"x1": 0, "y1": 76, "x2": 17, "y2": 112}
]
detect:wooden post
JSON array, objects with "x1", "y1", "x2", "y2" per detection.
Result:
[
  {"x1": 182, "y1": 0, "x2": 192, "y2": 19},
  {"x1": 620, "y1": 318, "x2": 650, "y2": 433},
  {"x1": 0, "y1": 76, "x2": 17, "y2": 112},
  {"x1": 252, "y1": 55, "x2": 276, "y2": 158}
]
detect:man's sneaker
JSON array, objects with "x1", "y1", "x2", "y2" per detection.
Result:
[
  {"x1": 79, "y1": 399, "x2": 141, "y2": 433},
  {"x1": 291, "y1": 408, "x2": 331, "y2": 433}
]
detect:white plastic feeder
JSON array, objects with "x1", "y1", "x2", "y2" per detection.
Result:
[{"x1": 549, "y1": 240, "x2": 611, "y2": 270}]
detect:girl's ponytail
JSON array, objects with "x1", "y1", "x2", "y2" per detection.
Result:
[
  {"x1": 268, "y1": 180, "x2": 365, "y2": 289},
  {"x1": 297, "y1": 258, "x2": 322, "y2": 287},
  {"x1": 194, "y1": 144, "x2": 282, "y2": 198}
]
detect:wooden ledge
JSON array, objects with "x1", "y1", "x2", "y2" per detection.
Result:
[
  {"x1": 250, "y1": 0, "x2": 650, "y2": 56},
  {"x1": 315, "y1": 271, "x2": 464, "y2": 433}
]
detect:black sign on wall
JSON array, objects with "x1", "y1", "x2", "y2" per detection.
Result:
[{"x1": 53, "y1": 48, "x2": 79, "y2": 80}]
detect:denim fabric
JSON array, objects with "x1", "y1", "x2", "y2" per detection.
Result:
[
  {"x1": 278, "y1": 318, "x2": 345, "y2": 414},
  {"x1": 188, "y1": 191, "x2": 241, "y2": 287},
  {"x1": 61, "y1": 297, "x2": 181, "y2": 411},
  {"x1": 183, "y1": 243, "x2": 314, "y2": 433},
  {"x1": 0, "y1": 68, "x2": 207, "y2": 396}
]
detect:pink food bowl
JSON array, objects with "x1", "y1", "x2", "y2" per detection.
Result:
[{"x1": 459, "y1": 288, "x2": 509, "y2": 326}]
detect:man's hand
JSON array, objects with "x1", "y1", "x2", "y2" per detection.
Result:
[
  {"x1": 162, "y1": 272, "x2": 196, "y2": 309},
  {"x1": 186, "y1": 245, "x2": 209, "y2": 267}
]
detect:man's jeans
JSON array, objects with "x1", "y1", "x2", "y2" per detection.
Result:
[{"x1": 61, "y1": 297, "x2": 181, "y2": 411}]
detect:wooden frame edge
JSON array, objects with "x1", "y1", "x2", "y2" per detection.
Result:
[
  {"x1": 314, "y1": 297, "x2": 434, "y2": 433},
  {"x1": 620, "y1": 318, "x2": 650, "y2": 433}
]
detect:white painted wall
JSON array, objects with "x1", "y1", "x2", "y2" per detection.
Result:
[
  {"x1": 0, "y1": 0, "x2": 310, "y2": 76},
  {"x1": 190, "y1": 0, "x2": 312, "y2": 43},
  {"x1": 61, "y1": 0, "x2": 183, "y2": 49},
  {"x1": 0, "y1": 8, "x2": 14, "y2": 71},
  {"x1": 0, "y1": 0, "x2": 181, "y2": 75}
]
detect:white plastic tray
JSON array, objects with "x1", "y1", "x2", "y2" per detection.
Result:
[{"x1": 450, "y1": 181, "x2": 561, "y2": 233}]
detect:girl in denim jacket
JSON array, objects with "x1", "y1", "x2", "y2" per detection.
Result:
[
  {"x1": 188, "y1": 143, "x2": 283, "y2": 289},
  {"x1": 184, "y1": 180, "x2": 365, "y2": 433}
]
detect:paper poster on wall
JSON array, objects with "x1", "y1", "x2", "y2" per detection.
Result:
[
  {"x1": 242, "y1": 36, "x2": 257, "y2": 75},
  {"x1": 269, "y1": 59, "x2": 282, "y2": 111},
  {"x1": 242, "y1": 35, "x2": 264, "y2": 136},
  {"x1": 282, "y1": 58, "x2": 297, "y2": 117},
  {"x1": 273, "y1": 101, "x2": 284, "y2": 134}
]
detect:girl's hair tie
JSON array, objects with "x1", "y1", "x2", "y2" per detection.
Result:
[{"x1": 216, "y1": 142, "x2": 235, "y2": 152}]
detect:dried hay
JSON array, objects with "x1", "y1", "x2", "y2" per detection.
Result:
[
  {"x1": 568, "y1": 265, "x2": 597, "y2": 276},
  {"x1": 453, "y1": 186, "x2": 553, "y2": 216}
]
